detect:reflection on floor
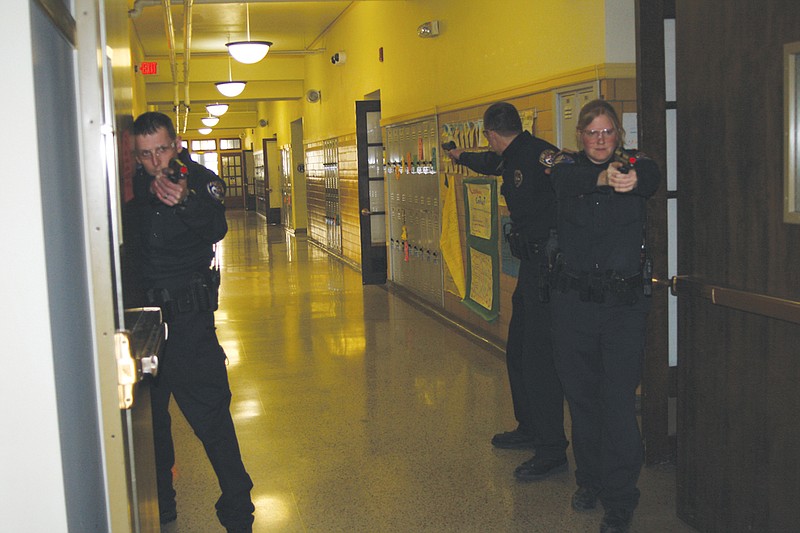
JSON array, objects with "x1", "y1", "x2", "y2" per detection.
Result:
[{"x1": 161, "y1": 210, "x2": 694, "y2": 533}]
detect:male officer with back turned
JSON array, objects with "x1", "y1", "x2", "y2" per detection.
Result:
[{"x1": 446, "y1": 102, "x2": 569, "y2": 480}]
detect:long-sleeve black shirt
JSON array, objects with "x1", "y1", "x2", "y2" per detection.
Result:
[
  {"x1": 550, "y1": 151, "x2": 660, "y2": 277},
  {"x1": 457, "y1": 131, "x2": 558, "y2": 242},
  {"x1": 128, "y1": 151, "x2": 228, "y2": 288}
]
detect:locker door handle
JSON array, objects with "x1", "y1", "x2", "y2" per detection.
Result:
[{"x1": 361, "y1": 208, "x2": 372, "y2": 216}]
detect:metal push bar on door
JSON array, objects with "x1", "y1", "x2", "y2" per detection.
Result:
[{"x1": 670, "y1": 276, "x2": 800, "y2": 325}]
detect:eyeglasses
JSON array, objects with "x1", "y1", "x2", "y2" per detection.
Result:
[
  {"x1": 581, "y1": 128, "x2": 616, "y2": 140},
  {"x1": 137, "y1": 142, "x2": 176, "y2": 159}
]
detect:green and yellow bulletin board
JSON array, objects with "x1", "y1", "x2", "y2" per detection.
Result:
[{"x1": 462, "y1": 178, "x2": 499, "y2": 321}]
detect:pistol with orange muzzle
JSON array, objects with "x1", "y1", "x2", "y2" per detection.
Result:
[
  {"x1": 166, "y1": 158, "x2": 188, "y2": 183},
  {"x1": 613, "y1": 147, "x2": 639, "y2": 173}
]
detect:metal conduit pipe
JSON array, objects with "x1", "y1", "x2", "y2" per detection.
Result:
[
  {"x1": 129, "y1": 0, "x2": 160, "y2": 18},
  {"x1": 131, "y1": 0, "x2": 348, "y2": 19},
  {"x1": 161, "y1": 0, "x2": 180, "y2": 128},
  {"x1": 182, "y1": 0, "x2": 194, "y2": 134}
]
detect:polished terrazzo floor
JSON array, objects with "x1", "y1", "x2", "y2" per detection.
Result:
[{"x1": 161, "y1": 210, "x2": 695, "y2": 533}]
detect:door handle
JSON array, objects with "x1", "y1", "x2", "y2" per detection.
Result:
[
  {"x1": 115, "y1": 307, "x2": 166, "y2": 409},
  {"x1": 361, "y1": 208, "x2": 371, "y2": 216},
  {"x1": 669, "y1": 275, "x2": 800, "y2": 324}
]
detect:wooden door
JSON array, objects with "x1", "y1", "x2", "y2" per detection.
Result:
[
  {"x1": 670, "y1": 1, "x2": 800, "y2": 531},
  {"x1": 220, "y1": 152, "x2": 244, "y2": 209},
  {"x1": 356, "y1": 100, "x2": 387, "y2": 284}
]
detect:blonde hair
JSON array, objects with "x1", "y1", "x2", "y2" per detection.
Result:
[{"x1": 575, "y1": 99, "x2": 625, "y2": 149}]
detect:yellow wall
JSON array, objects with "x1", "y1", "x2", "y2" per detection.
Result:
[
  {"x1": 131, "y1": 0, "x2": 637, "y2": 344},
  {"x1": 135, "y1": 1, "x2": 634, "y2": 152},
  {"x1": 242, "y1": 0, "x2": 635, "y2": 183},
  {"x1": 299, "y1": 0, "x2": 616, "y2": 141},
  {"x1": 241, "y1": 100, "x2": 303, "y2": 212},
  {"x1": 130, "y1": 30, "x2": 148, "y2": 118},
  {"x1": 255, "y1": 100, "x2": 302, "y2": 147}
]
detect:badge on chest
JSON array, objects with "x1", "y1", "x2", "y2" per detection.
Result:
[{"x1": 514, "y1": 169, "x2": 524, "y2": 188}]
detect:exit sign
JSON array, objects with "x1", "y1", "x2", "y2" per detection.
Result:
[{"x1": 139, "y1": 62, "x2": 158, "y2": 75}]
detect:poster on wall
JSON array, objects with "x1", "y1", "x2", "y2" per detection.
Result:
[
  {"x1": 463, "y1": 178, "x2": 499, "y2": 321},
  {"x1": 468, "y1": 247, "x2": 494, "y2": 311},
  {"x1": 465, "y1": 181, "x2": 493, "y2": 239},
  {"x1": 440, "y1": 120, "x2": 486, "y2": 174}
]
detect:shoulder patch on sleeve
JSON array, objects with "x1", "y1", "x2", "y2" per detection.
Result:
[
  {"x1": 553, "y1": 151, "x2": 577, "y2": 166},
  {"x1": 539, "y1": 149, "x2": 557, "y2": 167},
  {"x1": 207, "y1": 179, "x2": 226, "y2": 202}
]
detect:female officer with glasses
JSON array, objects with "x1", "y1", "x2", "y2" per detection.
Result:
[{"x1": 549, "y1": 99, "x2": 660, "y2": 533}]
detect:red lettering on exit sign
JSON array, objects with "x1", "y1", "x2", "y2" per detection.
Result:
[{"x1": 140, "y1": 62, "x2": 158, "y2": 75}]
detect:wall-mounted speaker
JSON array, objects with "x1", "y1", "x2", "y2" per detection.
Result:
[
  {"x1": 306, "y1": 89, "x2": 321, "y2": 103},
  {"x1": 330, "y1": 51, "x2": 346, "y2": 65}
]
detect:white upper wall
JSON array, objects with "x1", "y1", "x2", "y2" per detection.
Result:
[{"x1": 605, "y1": 0, "x2": 637, "y2": 62}]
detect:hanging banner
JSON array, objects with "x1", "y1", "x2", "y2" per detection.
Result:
[
  {"x1": 440, "y1": 174, "x2": 465, "y2": 298},
  {"x1": 462, "y1": 178, "x2": 499, "y2": 321}
]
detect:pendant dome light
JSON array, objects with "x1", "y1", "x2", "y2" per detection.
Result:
[
  {"x1": 216, "y1": 54, "x2": 246, "y2": 97},
  {"x1": 206, "y1": 103, "x2": 229, "y2": 116},
  {"x1": 198, "y1": 127, "x2": 213, "y2": 135},
  {"x1": 226, "y1": 4, "x2": 272, "y2": 64},
  {"x1": 201, "y1": 114, "x2": 220, "y2": 127}
]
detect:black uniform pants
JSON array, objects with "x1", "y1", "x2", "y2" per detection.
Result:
[
  {"x1": 150, "y1": 308, "x2": 254, "y2": 530},
  {"x1": 551, "y1": 289, "x2": 650, "y2": 512},
  {"x1": 505, "y1": 258, "x2": 568, "y2": 459}
]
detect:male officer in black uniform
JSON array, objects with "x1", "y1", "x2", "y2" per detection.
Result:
[
  {"x1": 128, "y1": 112, "x2": 254, "y2": 533},
  {"x1": 446, "y1": 102, "x2": 568, "y2": 480},
  {"x1": 549, "y1": 99, "x2": 660, "y2": 533}
]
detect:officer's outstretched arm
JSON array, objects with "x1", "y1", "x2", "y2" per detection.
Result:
[{"x1": 176, "y1": 175, "x2": 228, "y2": 243}]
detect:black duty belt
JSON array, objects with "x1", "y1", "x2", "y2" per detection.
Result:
[
  {"x1": 146, "y1": 270, "x2": 219, "y2": 321},
  {"x1": 505, "y1": 231, "x2": 547, "y2": 261},
  {"x1": 558, "y1": 271, "x2": 642, "y2": 303},
  {"x1": 564, "y1": 273, "x2": 642, "y2": 291}
]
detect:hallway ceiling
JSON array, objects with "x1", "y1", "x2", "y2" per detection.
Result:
[{"x1": 129, "y1": 0, "x2": 363, "y2": 131}]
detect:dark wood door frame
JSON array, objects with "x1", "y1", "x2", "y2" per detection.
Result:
[
  {"x1": 636, "y1": 0, "x2": 676, "y2": 465},
  {"x1": 355, "y1": 99, "x2": 387, "y2": 284}
]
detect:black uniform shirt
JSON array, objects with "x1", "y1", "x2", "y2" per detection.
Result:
[
  {"x1": 130, "y1": 151, "x2": 227, "y2": 288},
  {"x1": 458, "y1": 131, "x2": 558, "y2": 242},
  {"x1": 550, "y1": 151, "x2": 660, "y2": 277}
]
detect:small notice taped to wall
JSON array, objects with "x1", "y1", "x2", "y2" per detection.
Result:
[{"x1": 623, "y1": 113, "x2": 638, "y2": 149}]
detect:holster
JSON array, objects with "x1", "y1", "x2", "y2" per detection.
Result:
[
  {"x1": 146, "y1": 268, "x2": 220, "y2": 322},
  {"x1": 504, "y1": 222, "x2": 527, "y2": 260},
  {"x1": 504, "y1": 223, "x2": 547, "y2": 262}
]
